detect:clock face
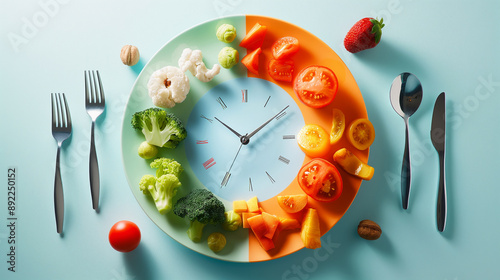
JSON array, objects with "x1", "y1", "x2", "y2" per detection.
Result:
[{"x1": 185, "y1": 77, "x2": 305, "y2": 201}]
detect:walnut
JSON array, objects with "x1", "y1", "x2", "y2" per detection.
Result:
[
  {"x1": 120, "y1": 45, "x2": 140, "y2": 66},
  {"x1": 357, "y1": 220, "x2": 382, "y2": 240}
]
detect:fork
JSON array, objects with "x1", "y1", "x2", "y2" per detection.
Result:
[
  {"x1": 85, "y1": 70, "x2": 105, "y2": 211},
  {"x1": 51, "y1": 93, "x2": 72, "y2": 234}
]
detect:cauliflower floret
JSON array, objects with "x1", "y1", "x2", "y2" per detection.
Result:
[
  {"x1": 147, "y1": 66, "x2": 190, "y2": 108},
  {"x1": 178, "y1": 48, "x2": 221, "y2": 82}
]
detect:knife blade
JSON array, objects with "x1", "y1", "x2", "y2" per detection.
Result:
[{"x1": 430, "y1": 92, "x2": 446, "y2": 232}]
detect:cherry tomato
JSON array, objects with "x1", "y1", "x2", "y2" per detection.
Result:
[
  {"x1": 297, "y1": 158, "x2": 343, "y2": 202},
  {"x1": 330, "y1": 108, "x2": 345, "y2": 144},
  {"x1": 268, "y1": 58, "x2": 294, "y2": 82},
  {"x1": 109, "y1": 220, "x2": 141, "y2": 253},
  {"x1": 297, "y1": 124, "x2": 330, "y2": 157},
  {"x1": 272, "y1": 36, "x2": 300, "y2": 60},
  {"x1": 347, "y1": 118, "x2": 375, "y2": 150},
  {"x1": 293, "y1": 65, "x2": 338, "y2": 108}
]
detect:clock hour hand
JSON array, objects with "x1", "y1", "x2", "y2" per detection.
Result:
[
  {"x1": 246, "y1": 105, "x2": 289, "y2": 140},
  {"x1": 214, "y1": 117, "x2": 243, "y2": 139},
  {"x1": 221, "y1": 138, "x2": 246, "y2": 187}
]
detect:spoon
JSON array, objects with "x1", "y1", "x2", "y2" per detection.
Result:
[{"x1": 390, "y1": 72, "x2": 423, "y2": 210}]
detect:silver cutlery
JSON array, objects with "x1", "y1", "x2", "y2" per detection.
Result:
[
  {"x1": 390, "y1": 73, "x2": 423, "y2": 209},
  {"x1": 431, "y1": 92, "x2": 447, "y2": 232},
  {"x1": 84, "y1": 70, "x2": 105, "y2": 211},
  {"x1": 51, "y1": 93, "x2": 72, "y2": 233}
]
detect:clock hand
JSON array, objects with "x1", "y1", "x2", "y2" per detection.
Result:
[
  {"x1": 246, "y1": 105, "x2": 289, "y2": 140},
  {"x1": 214, "y1": 117, "x2": 243, "y2": 139},
  {"x1": 221, "y1": 137, "x2": 246, "y2": 187}
]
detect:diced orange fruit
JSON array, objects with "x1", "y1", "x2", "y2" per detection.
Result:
[
  {"x1": 239, "y1": 23, "x2": 267, "y2": 49},
  {"x1": 242, "y1": 212, "x2": 259, "y2": 228},
  {"x1": 241, "y1": 48, "x2": 261, "y2": 75},
  {"x1": 277, "y1": 194, "x2": 308, "y2": 213},
  {"x1": 262, "y1": 212, "x2": 280, "y2": 239},
  {"x1": 247, "y1": 215, "x2": 275, "y2": 251},
  {"x1": 246, "y1": 196, "x2": 260, "y2": 213},
  {"x1": 233, "y1": 200, "x2": 248, "y2": 213},
  {"x1": 301, "y1": 208, "x2": 321, "y2": 249}
]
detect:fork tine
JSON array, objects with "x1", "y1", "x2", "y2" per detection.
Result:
[
  {"x1": 85, "y1": 71, "x2": 90, "y2": 104},
  {"x1": 91, "y1": 70, "x2": 97, "y2": 103},
  {"x1": 96, "y1": 70, "x2": 105, "y2": 104},
  {"x1": 51, "y1": 93, "x2": 56, "y2": 129},
  {"x1": 56, "y1": 93, "x2": 65, "y2": 127},
  {"x1": 62, "y1": 93, "x2": 71, "y2": 129}
]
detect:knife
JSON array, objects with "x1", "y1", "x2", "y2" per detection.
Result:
[{"x1": 430, "y1": 92, "x2": 446, "y2": 232}]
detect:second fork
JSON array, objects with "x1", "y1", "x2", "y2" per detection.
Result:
[{"x1": 85, "y1": 70, "x2": 105, "y2": 211}]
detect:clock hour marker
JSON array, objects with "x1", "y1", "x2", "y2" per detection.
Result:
[
  {"x1": 265, "y1": 171, "x2": 276, "y2": 183},
  {"x1": 241, "y1": 89, "x2": 248, "y2": 103},
  {"x1": 196, "y1": 140, "x2": 208, "y2": 144},
  {"x1": 217, "y1": 97, "x2": 227, "y2": 109},
  {"x1": 278, "y1": 155, "x2": 290, "y2": 164},
  {"x1": 276, "y1": 111, "x2": 287, "y2": 120},
  {"x1": 249, "y1": 177, "x2": 253, "y2": 192},
  {"x1": 221, "y1": 172, "x2": 231, "y2": 187},
  {"x1": 203, "y1": 158, "x2": 216, "y2": 170},
  {"x1": 264, "y1": 96, "x2": 271, "y2": 107},
  {"x1": 200, "y1": 114, "x2": 213, "y2": 123},
  {"x1": 283, "y1": 135, "x2": 295, "y2": 140}
]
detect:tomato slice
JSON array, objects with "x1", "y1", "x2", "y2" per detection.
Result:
[
  {"x1": 239, "y1": 23, "x2": 267, "y2": 49},
  {"x1": 297, "y1": 158, "x2": 343, "y2": 202},
  {"x1": 297, "y1": 124, "x2": 330, "y2": 157},
  {"x1": 347, "y1": 118, "x2": 375, "y2": 150},
  {"x1": 293, "y1": 65, "x2": 338, "y2": 108},
  {"x1": 241, "y1": 48, "x2": 261, "y2": 75},
  {"x1": 272, "y1": 36, "x2": 300, "y2": 60},
  {"x1": 330, "y1": 108, "x2": 345, "y2": 144},
  {"x1": 268, "y1": 58, "x2": 294, "y2": 82}
]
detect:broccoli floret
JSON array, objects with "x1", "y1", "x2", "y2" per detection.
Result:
[
  {"x1": 150, "y1": 158, "x2": 183, "y2": 178},
  {"x1": 131, "y1": 107, "x2": 187, "y2": 148},
  {"x1": 173, "y1": 189, "x2": 226, "y2": 242},
  {"x1": 139, "y1": 158, "x2": 183, "y2": 214},
  {"x1": 222, "y1": 210, "x2": 242, "y2": 231}
]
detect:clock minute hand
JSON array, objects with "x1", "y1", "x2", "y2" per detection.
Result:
[
  {"x1": 214, "y1": 117, "x2": 243, "y2": 138},
  {"x1": 246, "y1": 105, "x2": 289, "y2": 140},
  {"x1": 221, "y1": 139, "x2": 245, "y2": 187}
]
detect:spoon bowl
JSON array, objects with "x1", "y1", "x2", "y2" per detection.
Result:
[{"x1": 390, "y1": 72, "x2": 423, "y2": 209}]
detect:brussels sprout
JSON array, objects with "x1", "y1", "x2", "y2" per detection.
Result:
[
  {"x1": 207, "y1": 232, "x2": 226, "y2": 253},
  {"x1": 222, "y1": 210, "x2": 242, "y2": 231},
  {"x1": 138, "y1": 141, "x2": 159, "y2": 159},
  {"x1": 216, "y1": 24, "x2": 237, "y2": 43},
  {"x1": 218, "y1": 47, "x2": 239, "y2": 69}
]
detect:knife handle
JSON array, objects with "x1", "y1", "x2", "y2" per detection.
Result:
[
  {"x1": 437, "y1": 151, "x2": 447, "y2": 232},
  {"x1": 89, "y1": 121, "x2": 100, "y2": 211},
  {"x1": 401, "y1": 119, "x2": 411, "y2": 210}
]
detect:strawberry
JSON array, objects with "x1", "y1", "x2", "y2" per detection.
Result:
[{"x1": 344, "y1": 18, "x2": 385, "y2": 53}]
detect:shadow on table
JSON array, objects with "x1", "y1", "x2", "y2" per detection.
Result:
[{"x1": 123, "y1": 243, "x2": 154, "y2": 280}]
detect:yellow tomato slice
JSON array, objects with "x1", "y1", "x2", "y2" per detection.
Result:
[
  {"x1": 330, "y1": 108, "x2": 345, "y2": 144},
  {"x1": 347, "y1": 118, "x2": 375, "y2": 150},
  {"x1": 297, "y1": 124, "x2": 330, "y2": 157}
]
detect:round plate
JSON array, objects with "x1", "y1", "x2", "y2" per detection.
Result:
[{"x1": 121, "y1": 15, "x2": 368, "y2": 262}]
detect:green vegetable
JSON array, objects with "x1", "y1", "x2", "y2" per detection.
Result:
[
  {"x1": 222, "y1": 210, "x2": 242, "y2": 231},
  {"x1": 173, "y1": 189, "x2": 226, "y2": 242},
  {"x1": 207, "y1": 232, "x2": 226, "y2": 252},
  {"x1": 216, "y1": 24, "x2": 237, "y2": 43},
  {"x1": 218, "y1": 47, "x2": 239, "y2": 69},
  {"x1": 139, "y1": 158, "x2": 183, "y2": 214},
  {"x1": 138, "y1": 141, "x2": 158, "y2": 159},
  {"x1": 131, "y1": 107, "x2": 187, "y2": 148}
]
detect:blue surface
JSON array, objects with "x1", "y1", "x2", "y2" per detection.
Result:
[{"x1": 1, "y1": 0, "x2": 499, "y2": 279}]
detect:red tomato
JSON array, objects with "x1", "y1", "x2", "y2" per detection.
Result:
[
  {"x1": 239, "y1": 23, "x2": 267, "y2": 49},
  {"x1": 297, "y1": 158, "x2": 343, "y2": 202},
  {"x1": 272, "y1": 36, "x2": 300, "y2": 60},
  {"x1": 109, "y1": 220, "x2": 141, "y2": 252},
  {"x1": 242, "y1": 48, "x2": 261, "y2": 75},
  {"x1": 293, "y1": 65, "x2": 339, "y2": 108},
  {"x1": 268, "y1": 58, "x2": 294, "y2": 82}
]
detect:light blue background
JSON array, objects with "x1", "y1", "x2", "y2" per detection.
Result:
[{"x1": 1, "y1": 0, "x2": 499, "y2": 279}]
